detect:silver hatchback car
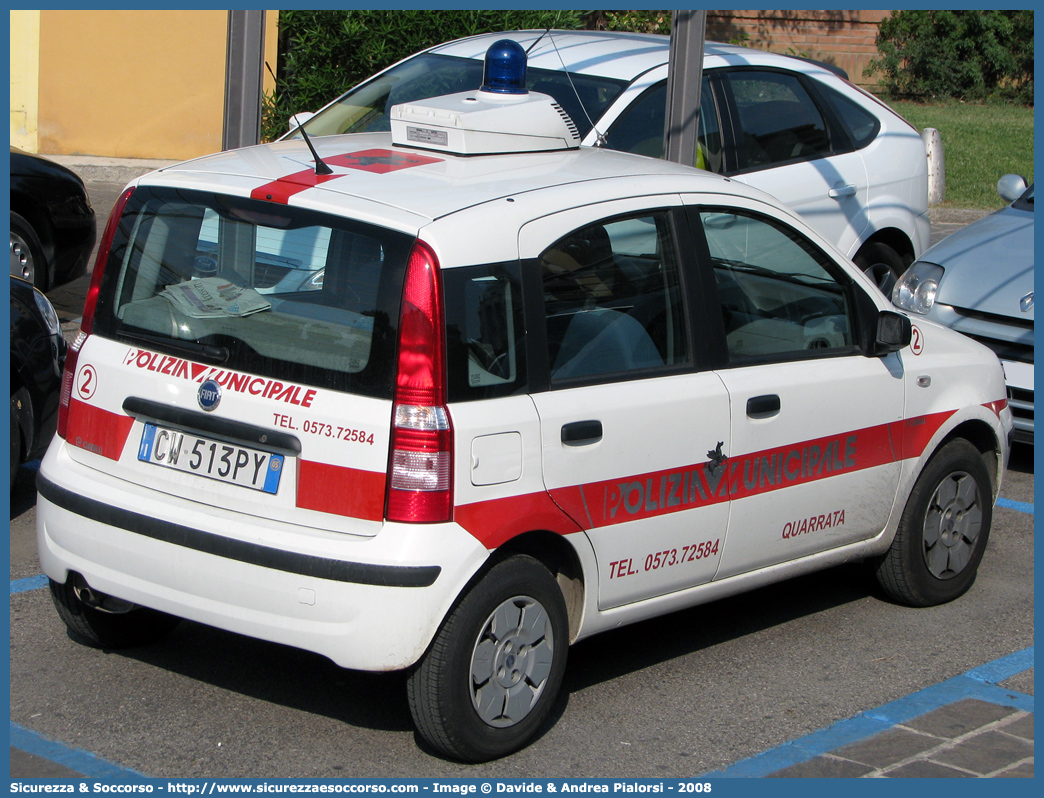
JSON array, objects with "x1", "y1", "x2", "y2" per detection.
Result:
[{"x1": 892, "y1": 175, "x2": 1034, "y2": 443}]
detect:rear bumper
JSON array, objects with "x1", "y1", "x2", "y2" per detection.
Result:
[{"x1": 36, "y1": 441, "x2": 490, "y2": 671}]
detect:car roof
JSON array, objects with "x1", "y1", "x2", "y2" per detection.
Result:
[
  {"x1": 143, "y1": 132, "x2": 777, "y2": 232},
  {"x1": 422, "y1": 29, "x2": 839, "y2": 81}
]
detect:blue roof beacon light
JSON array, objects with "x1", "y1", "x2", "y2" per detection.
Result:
[{"x1": 480, "y1": 39, "x2": 528, "y2": 95}]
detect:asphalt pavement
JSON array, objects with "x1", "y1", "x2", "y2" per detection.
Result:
[{"x1": 12, "y1": 155, "x2": 1028, "y2": 780}]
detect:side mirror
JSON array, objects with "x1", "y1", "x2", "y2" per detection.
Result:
[
  {"x1": 875, "y1": 310, "x2": 912, "y2": 355},
  {"x1": 997, "y1": 174, "x2": 1027, "y2": 204},
  {"x1": 288, "y1": 112, "x2": 316, "y2": 134}
]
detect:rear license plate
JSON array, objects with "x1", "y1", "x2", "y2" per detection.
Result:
[{"x1": 137, "y1": 423, "x2": 284, "y2": 494}]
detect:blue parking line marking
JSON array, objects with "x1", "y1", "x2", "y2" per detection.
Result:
[
  {"x1": 10, "y1": 574, "x2": 49, "y2": 595},
  {"x1": 702, "y1": 647, "x2": 1034, "y2": 777},
  {"x1": 10, "y1": 722, "x2": 147, "y2": 779},
  {"x1": 996, "y1": 496, "x2": 1034, "y2": 515}
]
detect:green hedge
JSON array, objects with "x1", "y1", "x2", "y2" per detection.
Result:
[
  {"x1": 865, "y1": 10, "x2": 1033, "y2": 105},
  {"x1": 263, "y1": 10, "x2": 588, "y2": 140}
]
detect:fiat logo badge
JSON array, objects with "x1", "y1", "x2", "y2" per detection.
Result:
[
  {"x1": 198, "y1": 379, "x2": 222, "y2": 412},
  {"x1": 1020, "y1": 291, "x2": 1034, "y2": 313}
]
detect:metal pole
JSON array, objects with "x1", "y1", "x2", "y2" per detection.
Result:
[
  {"x1": 223, "y1": 10, "x2": 266, "y2": 150},
  {"x1": 663, "y1": 9, "x2": 706, "y2": 167}
]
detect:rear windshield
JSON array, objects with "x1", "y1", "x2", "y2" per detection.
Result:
[{"x1": 93, "y1": 186, "x2": 413, "y2": 400}]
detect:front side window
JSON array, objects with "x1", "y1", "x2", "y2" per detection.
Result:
[
  {"x1": 723, "y1": 70, "x2": 832, "y2": 171},
  {"x1": 94, "y1": 187, "x2": 413, "y2": 399},
  {"x1": 700, "y1": 209, "x2": 855, "y2": 362},
  {"x1": 540, "y1": 212, "x2": 689, "y2": 382},
  {"x1": 603, "y1": 78, "x2": 723, "y2": 173}
]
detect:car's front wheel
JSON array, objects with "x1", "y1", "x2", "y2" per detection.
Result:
[
  {"x1": 854, "y1": 241, "x2": 904, "y2": 297},
  {"x1": 875, "y1": 439, "x2": 993, "y2": 607},
  {"x1": 407, "y1": 555, "x2": 569, "y2": 762}
]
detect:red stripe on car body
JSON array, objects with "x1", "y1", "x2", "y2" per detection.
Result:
[
  {"x1": 296, "y1": 460, "x2": 387, "y2": 521},
  {"x1": 65, "y1": 398, "x2": 136, "y2": 461},
  {"x1": 250, "y1": 149, "x2": 443, "y2": 204}
]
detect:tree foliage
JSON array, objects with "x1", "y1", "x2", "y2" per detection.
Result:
[{"x1": 865, "y1": 10, "x2": 1033, "y2": 104}]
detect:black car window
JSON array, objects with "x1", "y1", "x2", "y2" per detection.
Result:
[
  {"x1": 443, "y1": 262, "x2": 527, "y2": 403},
  {"x1": 722, "y1": 70, "x2": 832, "y2": 171},
  {"x1": 540, "y1": 212, "x2": 690, "y2": 384},
  {"x1": 819, "y1": 85, "x2": 880, "y2": 149},
  {"x1": 603, "y1": 78, "x2": 723, "y2": 173},
  {"x1": 699, "y1": 208, "x2": 857, "y2": 364}
]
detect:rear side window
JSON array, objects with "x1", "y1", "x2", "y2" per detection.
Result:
[
  {"x1": 723, "y1": 70, "x2": 832, "y2": 170},
  {"x1": 540, "y1": 212, "x2": 690, "y2": 383},
  {"x1": 93, "y1": 186, "x2": 413, "y2": 400},
  {"x1": 443, "y1": 262, "x2": 527, "y2": 403},
  {"x1": 820, "y1": 86, "x2": 880, "y2": 149}
]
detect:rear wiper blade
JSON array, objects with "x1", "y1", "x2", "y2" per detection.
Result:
[{"x1": 118, "y1": 330, "x2": 230, "y2": 364}]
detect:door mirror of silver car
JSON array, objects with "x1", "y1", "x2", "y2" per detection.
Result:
[
  {"x1": 288, "y1": 112, "x2": 316, "y2": 134},
  {"x1": 875, "y1": 310, "x2": 912, "y2": 355},
  {"x1": 997, "y1": 174, "x2": 1028, "y2": 204}
]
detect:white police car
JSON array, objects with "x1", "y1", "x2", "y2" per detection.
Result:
[{"x1": 38, "y1": 42, "x2": 1012, "y2": 762}]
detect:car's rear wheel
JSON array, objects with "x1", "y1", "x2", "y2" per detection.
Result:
[
  {"x1": 10, "y1": 212, "x2": 47, "y2": 290},
  {"x1": 49, "y1": 576, "x2": 181, "y2": 648},
  {"x1": 407, "y1": 555, "x2": 568, "y2": 762},
  {"x1": 854, "y1": 241, "x2": 904, "y2": 297},
  {"x1": 875, "y1": 439, "x2": 993, "y2": 607}
]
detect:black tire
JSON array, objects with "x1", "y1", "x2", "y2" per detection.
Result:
[
  {"x1": 10, "y1": 212, "x2": 47, "y2": 290},
  {"x1": 875, "y1": 439, "x2": 993, "y2": 607},
  {"x1": 49, "y1": 577, "x2": 181, "y2": 649},
  {"x1": 854, "y1": 241, "x2": 904, "y2": 297},
  {"x1": 407, "y1": 555, "x2": 569, "y2": 762}
]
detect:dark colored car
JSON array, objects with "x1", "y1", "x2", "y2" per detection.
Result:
[
  {"x1": 10, "y1": 274, "x2": 67, "y2": 488},
  {"x1": 10, "y1": 147, "x2": 96, "y2": 290}
]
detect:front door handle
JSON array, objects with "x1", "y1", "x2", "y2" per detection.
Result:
[
  {"x1": 747, "y1": 394, "x2": 781, "y2": 419},
  {"x1": 828, "y1": 184, "x2": 857, "y2": 199},
  {"x1": 561, "y1": 420, "x2": 602, "y2": 446}
]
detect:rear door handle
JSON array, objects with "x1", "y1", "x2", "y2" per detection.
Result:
[
  {"x1": 746, "y1": 394, "x2": 780, "y2": 419},
  {"x1": 828, "y1": 184, "x2": 857, "y2": 199},
  {"x1": 561, "y1": 420, "x2": 602, "y2": 446}
]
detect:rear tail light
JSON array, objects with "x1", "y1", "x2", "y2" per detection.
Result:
[
  {"x1": 386, "y1": 241, "x2": 454, "y2": 523},
  {"x1": 57, "y1": 187, "x2": 134, "y2": 440}
]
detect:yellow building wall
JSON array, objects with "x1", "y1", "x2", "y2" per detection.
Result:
[
  {"x1": 9, "y1": 10, "x2": 41, "y2": 152},
  {"x1": 35, "y1": 10, "x2": 278, "y2": 160}
]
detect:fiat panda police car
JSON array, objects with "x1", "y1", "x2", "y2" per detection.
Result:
[{"x1": 38, "y1": 42, "x2": 1012, "y2": 762}]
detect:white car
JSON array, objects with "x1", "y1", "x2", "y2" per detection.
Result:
[
  {"x1": 39, "y1": 45, "x2": 1009, "y2": 763},
  {"x1": 292, "y1": 29, "x2": 932, "y2": 294}
]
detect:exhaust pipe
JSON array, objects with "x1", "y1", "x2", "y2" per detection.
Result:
[{"x1": 70, "y1": 573, "x2": 136, "y2": 614}]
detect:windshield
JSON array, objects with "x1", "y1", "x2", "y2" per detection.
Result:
[
  {"x1": 1013, "y1": 184, "x2": 1034, "y2": 212},
  {"x1": 294, "y1": 53, "x2": 629, "y2": 141},
  {"x1": 93, "y1": 186, "x2": 413, "y2": 400}
]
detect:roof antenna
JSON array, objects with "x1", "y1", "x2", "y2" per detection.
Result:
[
  {"x1": 543, "y1": 30, "x2": 605, "y2": 146},
  {"x1": 292, "y1": 121, "x2": 333, "y2": 176}
]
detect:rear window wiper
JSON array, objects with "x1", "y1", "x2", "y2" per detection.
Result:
[{"x1": 117, "y1": 329, "x2": 230, "y2": 364}]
